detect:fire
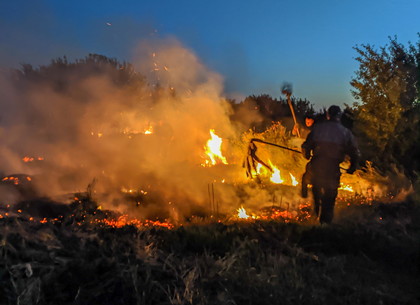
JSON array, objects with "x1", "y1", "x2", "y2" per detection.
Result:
[
  {"x1": 121, "y1": 125, "x2": 154, "y2": 136},
  {"x1": 250, "y1": 161, "x2": 272, "y2": 177},
  {"x1": 339, "y1": 183, "x2": 354, "y2": 192},
  {"x1": 270, "y1": 167, "x2": 284, "y2": 184},
  {"x1": 249, "y1": 163, "x2": 264, "y2": 177},
  {"x1": 99, "y1": 215, "x2": 173, "y2": 229},
  {"x1": 144, "y1": 126, "x2": 153, "y2": 135},
  {"x1": 268, "y1": 161, "x2": 284, "y2": 184},
  {"x1": 202, "y1": 129, "x2": 228, "y2": 166},
  {"x1": 290, "y1": 173, "x2": 299, "y2": 186},
  {"x1": 237, "y1": 206, "x2": 250, "y2": 219},
  {"x1": 251, "y1": 161, "x2": 300, "y2": 186}
]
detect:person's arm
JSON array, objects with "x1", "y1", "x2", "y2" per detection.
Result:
[{"x1": 301, "y1": 131, "x2": 314, "y2": 160}]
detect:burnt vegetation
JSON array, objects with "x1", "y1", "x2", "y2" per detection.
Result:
[{"x1": 1, "y1": 36, "x2": 420, "y2": 304}]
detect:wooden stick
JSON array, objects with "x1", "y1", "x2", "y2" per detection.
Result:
[{"x1": 286, "y1": 93, "x2": 301, "y2": 138}]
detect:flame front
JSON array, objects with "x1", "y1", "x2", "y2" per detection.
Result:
[{"x1": 203, "y1": 129, "x2": 228, "y2": 166}]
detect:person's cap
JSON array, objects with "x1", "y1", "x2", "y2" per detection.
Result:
[{"x1": 327, "y1": 105, "x2": 342, "y2": 118}]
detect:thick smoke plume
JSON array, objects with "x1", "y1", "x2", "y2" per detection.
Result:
[
  {"x1": 0, "y1": 38, "x2": 403, "y2": 222},
  {"x1": 0, "y1": 38, "x2": 249, "y2": 220}
]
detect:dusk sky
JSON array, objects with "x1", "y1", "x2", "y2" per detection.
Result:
[{"x1": 1, "y1": 0, "x2": 419, "y2": 107}]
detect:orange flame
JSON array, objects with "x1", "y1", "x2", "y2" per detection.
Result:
[
  {"x1": 237, "y1": 206, "x2": 250, "y2": 219},
  {"x1": 144, "y1": 126, "x2": 153, "y2": 135},
  {"x1": 202, "y1": 129, "x2": 228, "y2": 166},
  {"x1": 268, "y1": 161, "x2": 284, "y2": 184},
  {"x1": 252, "y1": 160, "x2": 300, "y2": 187},
  {"x1": 339, "y1": 183, "x2": 354, "y2": 192},
  {"x1": 289, "y1": 173, "x2": 299, "y2": 186}
]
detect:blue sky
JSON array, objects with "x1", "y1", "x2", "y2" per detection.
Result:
[{"x1": 1, "y1": 0, "x2": 419, "y2": 107}]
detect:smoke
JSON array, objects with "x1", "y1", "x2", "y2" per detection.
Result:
[
  {"x1": 0, "y1": 37, "x2": 405, "y2": 222},
  {"x1": 0, "y1": 38, "x2": 248, "y2": 219}
]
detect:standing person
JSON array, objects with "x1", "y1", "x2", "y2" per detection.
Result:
[
  {"x1": 301, "y1": 105, "x2": 360, "y2": 224},
  {"x1": 300, "y1": 114, "x2": 316, "y2": 198},
  {"x1": 300, "y1": 114, "x2": 316, "y2": 139}
]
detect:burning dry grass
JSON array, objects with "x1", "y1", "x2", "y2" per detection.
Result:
[{"x1": 0, "y1": 115, "x2": 409, "y2": 230}]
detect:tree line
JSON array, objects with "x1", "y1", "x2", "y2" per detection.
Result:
[{"x1": 5, "y1": 36, "x2": 420, "y2": 180}]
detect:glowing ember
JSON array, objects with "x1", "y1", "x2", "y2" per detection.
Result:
[
  {"x1": 22, "y1": 156, "x2": 44, "y2": 162},
  {"x1": 99, "y1": 215, "x2": 173, "y2": 229},
  {"x1": 237, "y1": 206, "x2": 250, "y2": 219},
  {"x1": 91, "y1": 131, "x2": 103, "y2": 138},
  {"x1": 121, "y1": 187, "x2": 136, "y2": 194},
  {"x1": 1, "y1": 176, "x2": 31, "y2": 185},
  {"x1": 121, "y1": 125, "x2": 153, "y2": 136},
  {"x1": 290, "y1": 173, "x2": 299, "y2": 186},
  {"x1": 202, "y1": 129, "x2": 228, "y2": 166},
  {"x1": 120, "y1": 187, "x2": 148, "y2": 195}
]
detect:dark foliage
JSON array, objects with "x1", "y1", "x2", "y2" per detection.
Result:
[
  {"x1": 351, "y1": 36, "x2": 420, "y2": 178},
  {"x1": 15, "y1": 54, "x2": 146, "y2": 94}
]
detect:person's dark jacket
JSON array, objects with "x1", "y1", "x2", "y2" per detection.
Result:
[{"x1": 302, "y1": 120, "x2": 360, "y2": 174}]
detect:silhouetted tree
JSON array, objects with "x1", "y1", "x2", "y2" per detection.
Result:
[
  {"x1": 351, "y1": 36, "x2": 420, "y2": 177},
  {"x1": 14, "y1": 54, "x2": 147, "y2": 102}
]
